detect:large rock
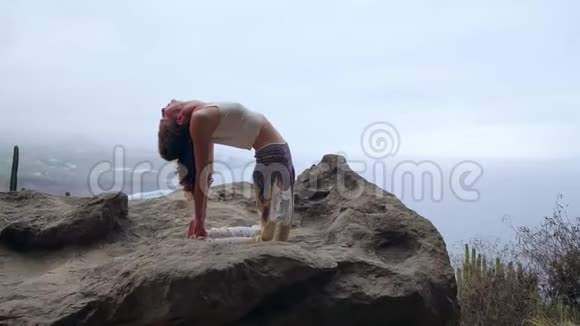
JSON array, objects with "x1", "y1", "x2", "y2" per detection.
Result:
[
  {"x1": 0, "y1": 191, "x2": 128, "y2": 250},
  {"x1": 0, "y1": 155, "x2": 459, "y2": 325}
]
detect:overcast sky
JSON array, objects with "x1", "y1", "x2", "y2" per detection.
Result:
[{"x1": 1, "y1": 0, "x2": 579, "y2": 161}]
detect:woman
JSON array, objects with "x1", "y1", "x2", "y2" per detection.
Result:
[{"x1": 158, "y1": 99, "x2": 295, "y2": 241}]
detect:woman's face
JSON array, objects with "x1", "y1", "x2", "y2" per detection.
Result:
[{"x1": 160, "y1": 100, "x2": 184, "y2": 126}]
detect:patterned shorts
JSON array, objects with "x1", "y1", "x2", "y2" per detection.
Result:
[{"x1": 252, "y1": 143, "x2": 295, "y2": 240}]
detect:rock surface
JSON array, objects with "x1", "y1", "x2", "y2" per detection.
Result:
[
  {"x1": 0, "y1": 154, "x2": 459, "y2": 326},
  {"x1": 0, "y1": 191, "x2": 128, "y2": 250}
]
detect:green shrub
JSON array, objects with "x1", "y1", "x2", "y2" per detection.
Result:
[
  {"x1": 527, "y1": 302, "x2": 580, "y2": 326},
  {"x1": 458, "y1": 198, "x2": 580, "y2": 325},
  {"x1": 457, "y1": 244, "x2": 539, "y2": 326},
  {"x1": 516, "y1": 195, "x2": 580, "y2": 310}
]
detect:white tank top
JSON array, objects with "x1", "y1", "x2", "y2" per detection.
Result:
[{"x1": 207, "y1": 102, "x2": 266, "y2": 150}]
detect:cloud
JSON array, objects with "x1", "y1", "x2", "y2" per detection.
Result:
[{"x1": 1, "y1": 0, "x2": 578, "y2": 160}]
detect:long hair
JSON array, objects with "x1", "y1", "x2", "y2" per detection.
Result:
[{"x1": 158, "y1": 120, "x2": 195, "y2": 194}]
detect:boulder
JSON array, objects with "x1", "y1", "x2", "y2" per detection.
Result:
[
  {"x1": 0, "y1": 191, "x2": 128, "y2": 250},
  {"x1": 0, "y1": 155, "x2": 459, "y2": 325}
]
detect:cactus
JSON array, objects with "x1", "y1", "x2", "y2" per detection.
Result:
[
  {"x1": 459, "y1": 244, "x2": 485, "y2": 286},
  {"x1": 9, "y1": 145, "x2": 19, "y2": 192},
  {"x1": 456, "y1": 243, "x2": 544, "y2": 325},
  {"x1": 457, "y1": 244, "x2": 521, "y2": 291},
  {"x1": 482, "y1": 256, "x2": 488, "y2": 277},
  {"x1": 464, "y1": 244, "x2": 470, "y2": 272},
  {"x1": 456, "y1": 266, "x2": 463, "y2": 295},
  {"x1": 516, "y1": 262, "x2": 524, "y2": 280},
  {"x1": 507, "y1": 261, "x2": 515, "y2": 280}
]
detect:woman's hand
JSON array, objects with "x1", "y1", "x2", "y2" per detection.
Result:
[{"x1": 187, "y1": 217, "x2": 207, "y2": 239}]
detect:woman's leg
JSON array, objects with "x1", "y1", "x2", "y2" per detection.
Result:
[
  {"x1": 253, "y1": 143, "x2": 295, "y2": 242},
  {"x1": 252, "y1": 169, "x2": 276, "y2": 242},
  {"x1": 275, "y1": 223, "x2": 291, "y2": 241},
  {"x1": 273, "y1": 178, "x2": 293, "y2": 241}
]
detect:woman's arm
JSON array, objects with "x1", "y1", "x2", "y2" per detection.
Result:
[
  {"x1": 201, "y1": 142, "x2": 214, "y2": 223},
  {"x1": 188, "y1": 110, "x2": 214, "y2": 238}
]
